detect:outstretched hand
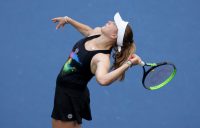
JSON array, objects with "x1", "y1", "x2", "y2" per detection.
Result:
[{"x1": 51, "y1": 17, "x2": 68, "y2": 30}]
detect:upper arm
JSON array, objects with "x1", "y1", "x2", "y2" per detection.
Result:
[{"x1": 91, "y1": 54, "x2": 111, "y2": 85}]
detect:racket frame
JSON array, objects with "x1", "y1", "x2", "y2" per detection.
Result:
[{"x1": 141, "y1": 62, "x2": 176, "y2": 90}]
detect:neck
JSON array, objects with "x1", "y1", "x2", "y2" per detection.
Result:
[{"x1": 92, "y1": 35, "x2": 114, "y2": 50}]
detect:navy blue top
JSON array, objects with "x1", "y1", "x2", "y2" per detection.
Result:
[{"x1": 56, "y1": 35, "x2": 112, "y2": 94}]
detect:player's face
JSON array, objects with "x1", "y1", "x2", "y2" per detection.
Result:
[{"x1": 101, "y1": 21, "x2": 118, "y2": 39}]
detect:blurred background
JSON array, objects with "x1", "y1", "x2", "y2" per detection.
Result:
[{"x1": 0, "y1": 0, "x2": 200, "y2": 128}]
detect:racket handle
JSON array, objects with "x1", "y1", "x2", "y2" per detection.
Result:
[{"x1": 139, "y1": 61, "x2": 145, "y2": 66}]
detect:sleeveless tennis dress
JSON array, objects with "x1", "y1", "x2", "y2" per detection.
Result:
[{"x1": 51, "y1": 35, "x2": 112, "y2": 124}]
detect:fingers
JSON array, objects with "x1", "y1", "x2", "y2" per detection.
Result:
[
  {"x1": 51, "y1": 18, "x2": 58, "y2": 23},
  {"x1": 128, "y1": 54, "x2": 138, "y2": 60},
  {"x1": 51, "y1": 17, "x2": 66, "y2": 30},
  {"x1": 132, "y1": 57, "x2": 141, "y2": 64},
  {"x1": 128, "y1": 54, "x2": 142, "y2": 65},
  {"x1": 56, "y1": 23, "x2": 62, "y2": 30},
  {"x1": 128, "y1": 54, "x2": 134, "y2": 60}
]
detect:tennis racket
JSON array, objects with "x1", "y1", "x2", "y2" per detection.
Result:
[{"x1": 139, "y1": 61, "x2": 176, "y2": 90}]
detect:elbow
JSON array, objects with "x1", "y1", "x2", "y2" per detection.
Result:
[
  {"x1": 99, "y1": 81, "x2": 110, "y2": 86},
  {"x1": 97, "y1": 78, "x2": 111, "y2": 86}
]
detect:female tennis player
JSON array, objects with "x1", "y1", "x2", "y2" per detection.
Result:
[{"x1": 51, "y1": 12, "x2": 141, "y2": 128}]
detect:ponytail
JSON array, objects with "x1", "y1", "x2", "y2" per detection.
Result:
[
  {"x1": 112, "y1": 42, "x2": 136, "y2": 81},
  {"x1": 111, "y1": 25, "x2": 136, "y2": 81}
]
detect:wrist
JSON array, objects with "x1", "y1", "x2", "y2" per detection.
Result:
[
  {"x1": 126, "y1": 60, "x2": 133, "y2": 67},
  {"x1": 64, "y1": 16, "x2": 70, "y2": 23}
]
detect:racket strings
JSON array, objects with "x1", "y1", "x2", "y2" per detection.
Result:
[{"x1": 144, "y1": 65, "x2": 175, "y2": 88}]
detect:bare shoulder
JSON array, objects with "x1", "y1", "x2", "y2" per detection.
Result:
[
  {"x1": 88, "y1": 27, "x2": 102, "y2": 36},
  {"x1": 93, "y1": 53, "x2": 110, "y2": 63}
]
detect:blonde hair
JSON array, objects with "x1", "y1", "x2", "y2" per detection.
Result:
[{"x1": 112, "y1": 25, "x2": 136, "y2": 81}]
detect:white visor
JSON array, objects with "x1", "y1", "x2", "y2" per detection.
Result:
[{"x1": 114, "y1": 12, "x2": 129, "y2": 52}]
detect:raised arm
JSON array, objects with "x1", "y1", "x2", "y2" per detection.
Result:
[{"x1": 52, "y1": 16, "x2": 95, "y2": 36}]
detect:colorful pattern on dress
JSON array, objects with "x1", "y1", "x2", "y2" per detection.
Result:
[{"x1": 62, "y1": 49, "x2": 81, "y2": 75}]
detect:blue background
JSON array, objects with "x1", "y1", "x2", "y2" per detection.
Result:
[{"x1": 1, "y1": 0, "x2": 200, "y2": 128}]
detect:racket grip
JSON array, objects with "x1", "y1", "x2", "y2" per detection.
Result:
[{"x1": 139, "y1": 61, "x2": 145, "y2": 66}]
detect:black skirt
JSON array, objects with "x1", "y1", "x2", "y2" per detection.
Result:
[{"x1": 51, "y1": 85, "x2": 92, "y2": 124}]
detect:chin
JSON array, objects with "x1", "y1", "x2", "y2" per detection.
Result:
[{"x1": 101, "y1": 27, "x2": 105, "y2": 33}]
